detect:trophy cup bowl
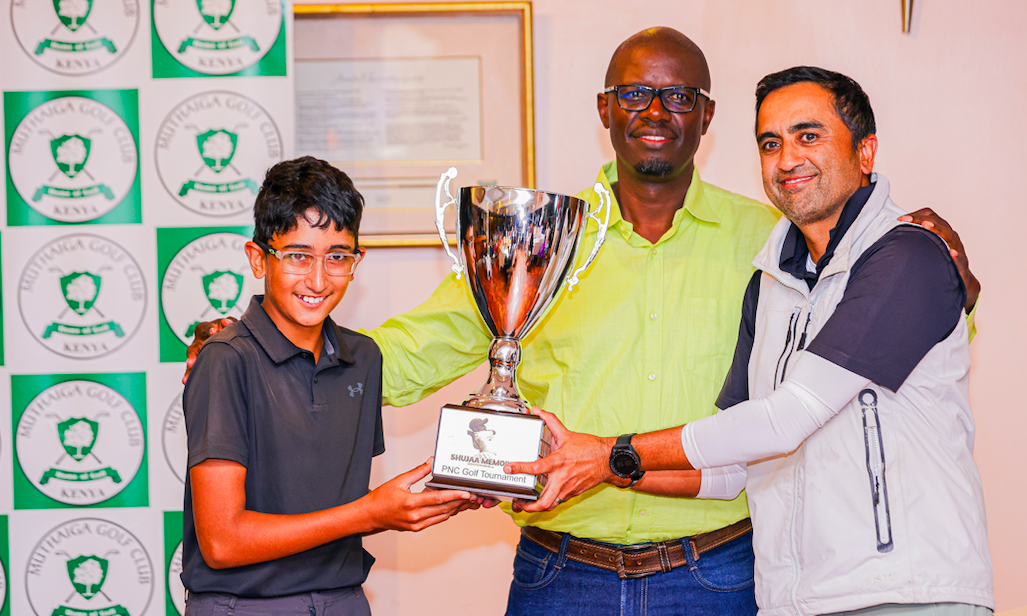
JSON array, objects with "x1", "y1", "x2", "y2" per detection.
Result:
[{"x1": 425, "y1": 168, "x2": 610, "y2": 500}]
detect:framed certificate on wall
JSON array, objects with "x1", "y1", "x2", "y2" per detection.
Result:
[{"x1": 294, "y1": 2, "x2": 535, "y2": 246}]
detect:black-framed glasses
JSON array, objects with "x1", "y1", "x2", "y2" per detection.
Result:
[
  {"x1": 255, "y1": 239, "x2": 363, "y2": 276},
  {"x1": 603, "y1": 85, "x2": 711, "y2": 113}
]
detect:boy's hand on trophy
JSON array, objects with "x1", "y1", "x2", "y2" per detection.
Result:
[
  {"x1": 424, "y1": 487, "x2": 500, "y2": 511},
  {"x1": 182, "y1": 317, "x2": 238, "y2": 384},
  {"x1": 363, "y1": 459, "x2": 474, "y2": 532},
  {"x1": 506, "y1": 407, "x2": 616, "y2": 513}
]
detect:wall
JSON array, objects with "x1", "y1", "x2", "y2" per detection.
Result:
[{"x1": 321, "y1": 0, "x2": 1027, "y2": 614}]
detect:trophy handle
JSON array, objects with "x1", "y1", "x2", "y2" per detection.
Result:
[
  {"x1": 565, "y1": 182, "x2": 612, "y2": 290},
  {"x1": 435, "y1": 167, "x2": 464, "y2": 280}
]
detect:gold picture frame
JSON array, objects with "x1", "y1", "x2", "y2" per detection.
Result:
[{"x1": 294, "y1": 2, "x2": 536, "y2": 247}]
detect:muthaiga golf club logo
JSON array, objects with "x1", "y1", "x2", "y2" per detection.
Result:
[
  {"x1": 161, "y1": 394, "x2": 186, "y2": 483},
  {"x1": 26, "y1": 518, "x2": 153, "y2": 616},
  {"x1": 166, "y1": 541, "x2": 184, "y2": 614},
  {"x1": 160, "y1": 231, "x2": 260, "y2": 346},
  {"x1": 7, "y1": 95, "x2": 139, "y2": 224},
  {"x1": 19, "y1": 234, "x2": 146, "y2": 359},
  {"x1": 16, "y1": 380, "x2": 145, "y2": 506},
  {"x1": 156, "y1": 92, "x2": 282, "y2": 216},
  {"x1": 11, "y1": 0, "x2": 139, "y2": 76},
  {"x1": 152, "y1": 0, "x2": 282, "y2": 75}
]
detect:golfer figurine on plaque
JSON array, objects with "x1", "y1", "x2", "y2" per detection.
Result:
[{"x1": 425, "y1": 167, "x2": 610, "y2": 501}]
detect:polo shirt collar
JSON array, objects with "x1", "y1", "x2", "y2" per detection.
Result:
[
  {"x1": 320, "y1": 319, "x2": 355, "y2": 366},
  {"x1": 240, "y1": 295, "x2": 355, "y2": 365},
  {"x1": 598, "y1": 162, "x2": 721, "y2": 244},
  {"x1": 778, "y1": 182, "x2": 875, "y2": 289}
]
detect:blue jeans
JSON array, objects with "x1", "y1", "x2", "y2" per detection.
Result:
[{"x1": 506, "y1": 530, "x2": 756, "y2": 616}]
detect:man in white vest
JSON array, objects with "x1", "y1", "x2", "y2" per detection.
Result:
[{"x1": 510, "y1": 66, "x2": 994, "y2": 616}]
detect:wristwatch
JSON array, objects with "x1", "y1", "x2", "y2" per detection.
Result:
[{"x1": 609, "y1": 433, "x2": 645, "y2": 488}]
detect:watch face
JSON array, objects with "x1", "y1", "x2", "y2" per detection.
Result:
[{"x1": 612, "y1": 451, "x2": 639, "y2": 476}]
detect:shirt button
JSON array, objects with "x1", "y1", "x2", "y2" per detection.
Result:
[
  {"x1": 649, "y1": 312, "x2": 658, "y2": 320},
  {"x1": 648, "y1": 373, "x2": 656, "y2": 381},
  {"x1": 313, "y1": 376, "x2": 319, "y2": 383},
  {"x1": 639, "y1": 510, "x2": 647, "y2": 517}
]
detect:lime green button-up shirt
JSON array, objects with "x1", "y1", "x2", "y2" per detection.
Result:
[{"x1": 367, "y1": 162, "x2": 780, "y2": 544}]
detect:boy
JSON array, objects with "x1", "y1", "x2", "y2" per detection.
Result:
[{"x1": 182, "y1": 157, "x2": 476, "y2": 615}]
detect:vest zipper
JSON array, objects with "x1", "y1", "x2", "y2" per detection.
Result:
[
  {"x1": 779, "y1": 286, "x2": 826, "y2": 386},
  {"x1": 795, "y1": 289, "x2": 822, "y2": 351},
  {"x1": 774, "y1": 307, "x2": 801, "y2": 389},
  {"x1": 784, "y1": 287, "x2": 826, "y2": 614},
  {"x1": 860, "y1": 389, "x2": 894, "y2": 553}
]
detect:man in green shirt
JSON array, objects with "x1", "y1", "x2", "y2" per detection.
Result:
[
  {"x1": 364, "y1": 27, "x2": 775, "y2": 615},
  {"x1": 188, "y1": 27, "x2": 978, "y2": 616}
]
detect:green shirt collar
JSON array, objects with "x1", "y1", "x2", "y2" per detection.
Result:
[{"x1": 597, "y1": 161, "x2": 723, "y2": 244}]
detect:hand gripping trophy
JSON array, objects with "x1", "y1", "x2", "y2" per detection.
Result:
[{"x1": 425, "y1": 167, "x2": 610, "y2": 500}]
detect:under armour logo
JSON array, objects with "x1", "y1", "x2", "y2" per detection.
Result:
[{"x1": 348, "y1": 383, "x2": 363, "y2": 397}]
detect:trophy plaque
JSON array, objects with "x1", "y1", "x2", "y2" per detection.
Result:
[{"x1": 425, "y1": 167, "x2": 610, "y2": 500}]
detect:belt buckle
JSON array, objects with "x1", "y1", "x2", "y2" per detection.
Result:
[{"x1": 615, "y1": 543, "x2": 655, "y2": 580}]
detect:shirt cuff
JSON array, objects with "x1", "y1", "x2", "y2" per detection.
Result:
[
  {"x1": 681, "y1": 423, "x2": 709, "y2": 470},
  {"x1": 188, "y1": 446, "x2": 248, "y2": 470}
]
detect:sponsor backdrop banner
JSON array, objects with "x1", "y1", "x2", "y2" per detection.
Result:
[{"x1": 0, "y1": 0, "x2": 293, "y2": 611}]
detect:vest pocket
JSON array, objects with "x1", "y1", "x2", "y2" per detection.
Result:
[{"x1": 860, "y1": 389, "x2": 894, "y2": 553}]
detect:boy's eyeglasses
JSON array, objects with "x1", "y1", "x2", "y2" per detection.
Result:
[
  {"x1": 603, "y1": 84, "x2": 711, "y2": 113},
  {"x1": 255, "y1": 239, "x2": 363, "y2": 276}
]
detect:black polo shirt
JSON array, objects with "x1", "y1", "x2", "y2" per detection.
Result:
[{"x1": 182, "y1": 295, "x2": 384, "y2": 597}]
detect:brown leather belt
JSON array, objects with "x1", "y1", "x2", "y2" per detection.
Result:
[{"x1": 522, "y1": 518, "x2": 752, "y2": 580}]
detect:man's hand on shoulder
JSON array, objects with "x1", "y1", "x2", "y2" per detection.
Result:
[
  {"x1": 360, "y1": 459, "x2": 480, "y2": 533},
  {"x1": 183, "y1": 317, "x2": 238, "y2": 384},
  {"x1": 505, "y1": 407, "x2": 619, "y2": 513},
  {"x1": 899, "y1": 208, "x2": 980, "y2": 312}
]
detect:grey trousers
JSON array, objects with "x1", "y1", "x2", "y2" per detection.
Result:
[{"x1": 184, "y1": 587, "x2": 371, "y2": 616}]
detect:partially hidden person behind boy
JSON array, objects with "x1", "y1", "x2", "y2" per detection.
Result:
[{"x1": 181, "y1": 157, "x2": 479, "y2": 616}]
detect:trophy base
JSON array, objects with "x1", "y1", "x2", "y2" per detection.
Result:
[
  {"x1": 424, "y1": 476, "x2": 540, "y2": 502},
  {"x1": 428, "y1": 404, "x2": 550, "y2": 502}
]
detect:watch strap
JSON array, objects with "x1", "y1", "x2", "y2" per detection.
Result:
[
  {"x1": 611, "y1": 433, "x2": 644, "y2": 483},
  {"x1": 616, "y1": 433, "x2": 637, "y2": 448}
]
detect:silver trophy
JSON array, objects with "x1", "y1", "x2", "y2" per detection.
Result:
[{"x1": 425, "y1": 167, "x2": 610, "y2": 500}]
